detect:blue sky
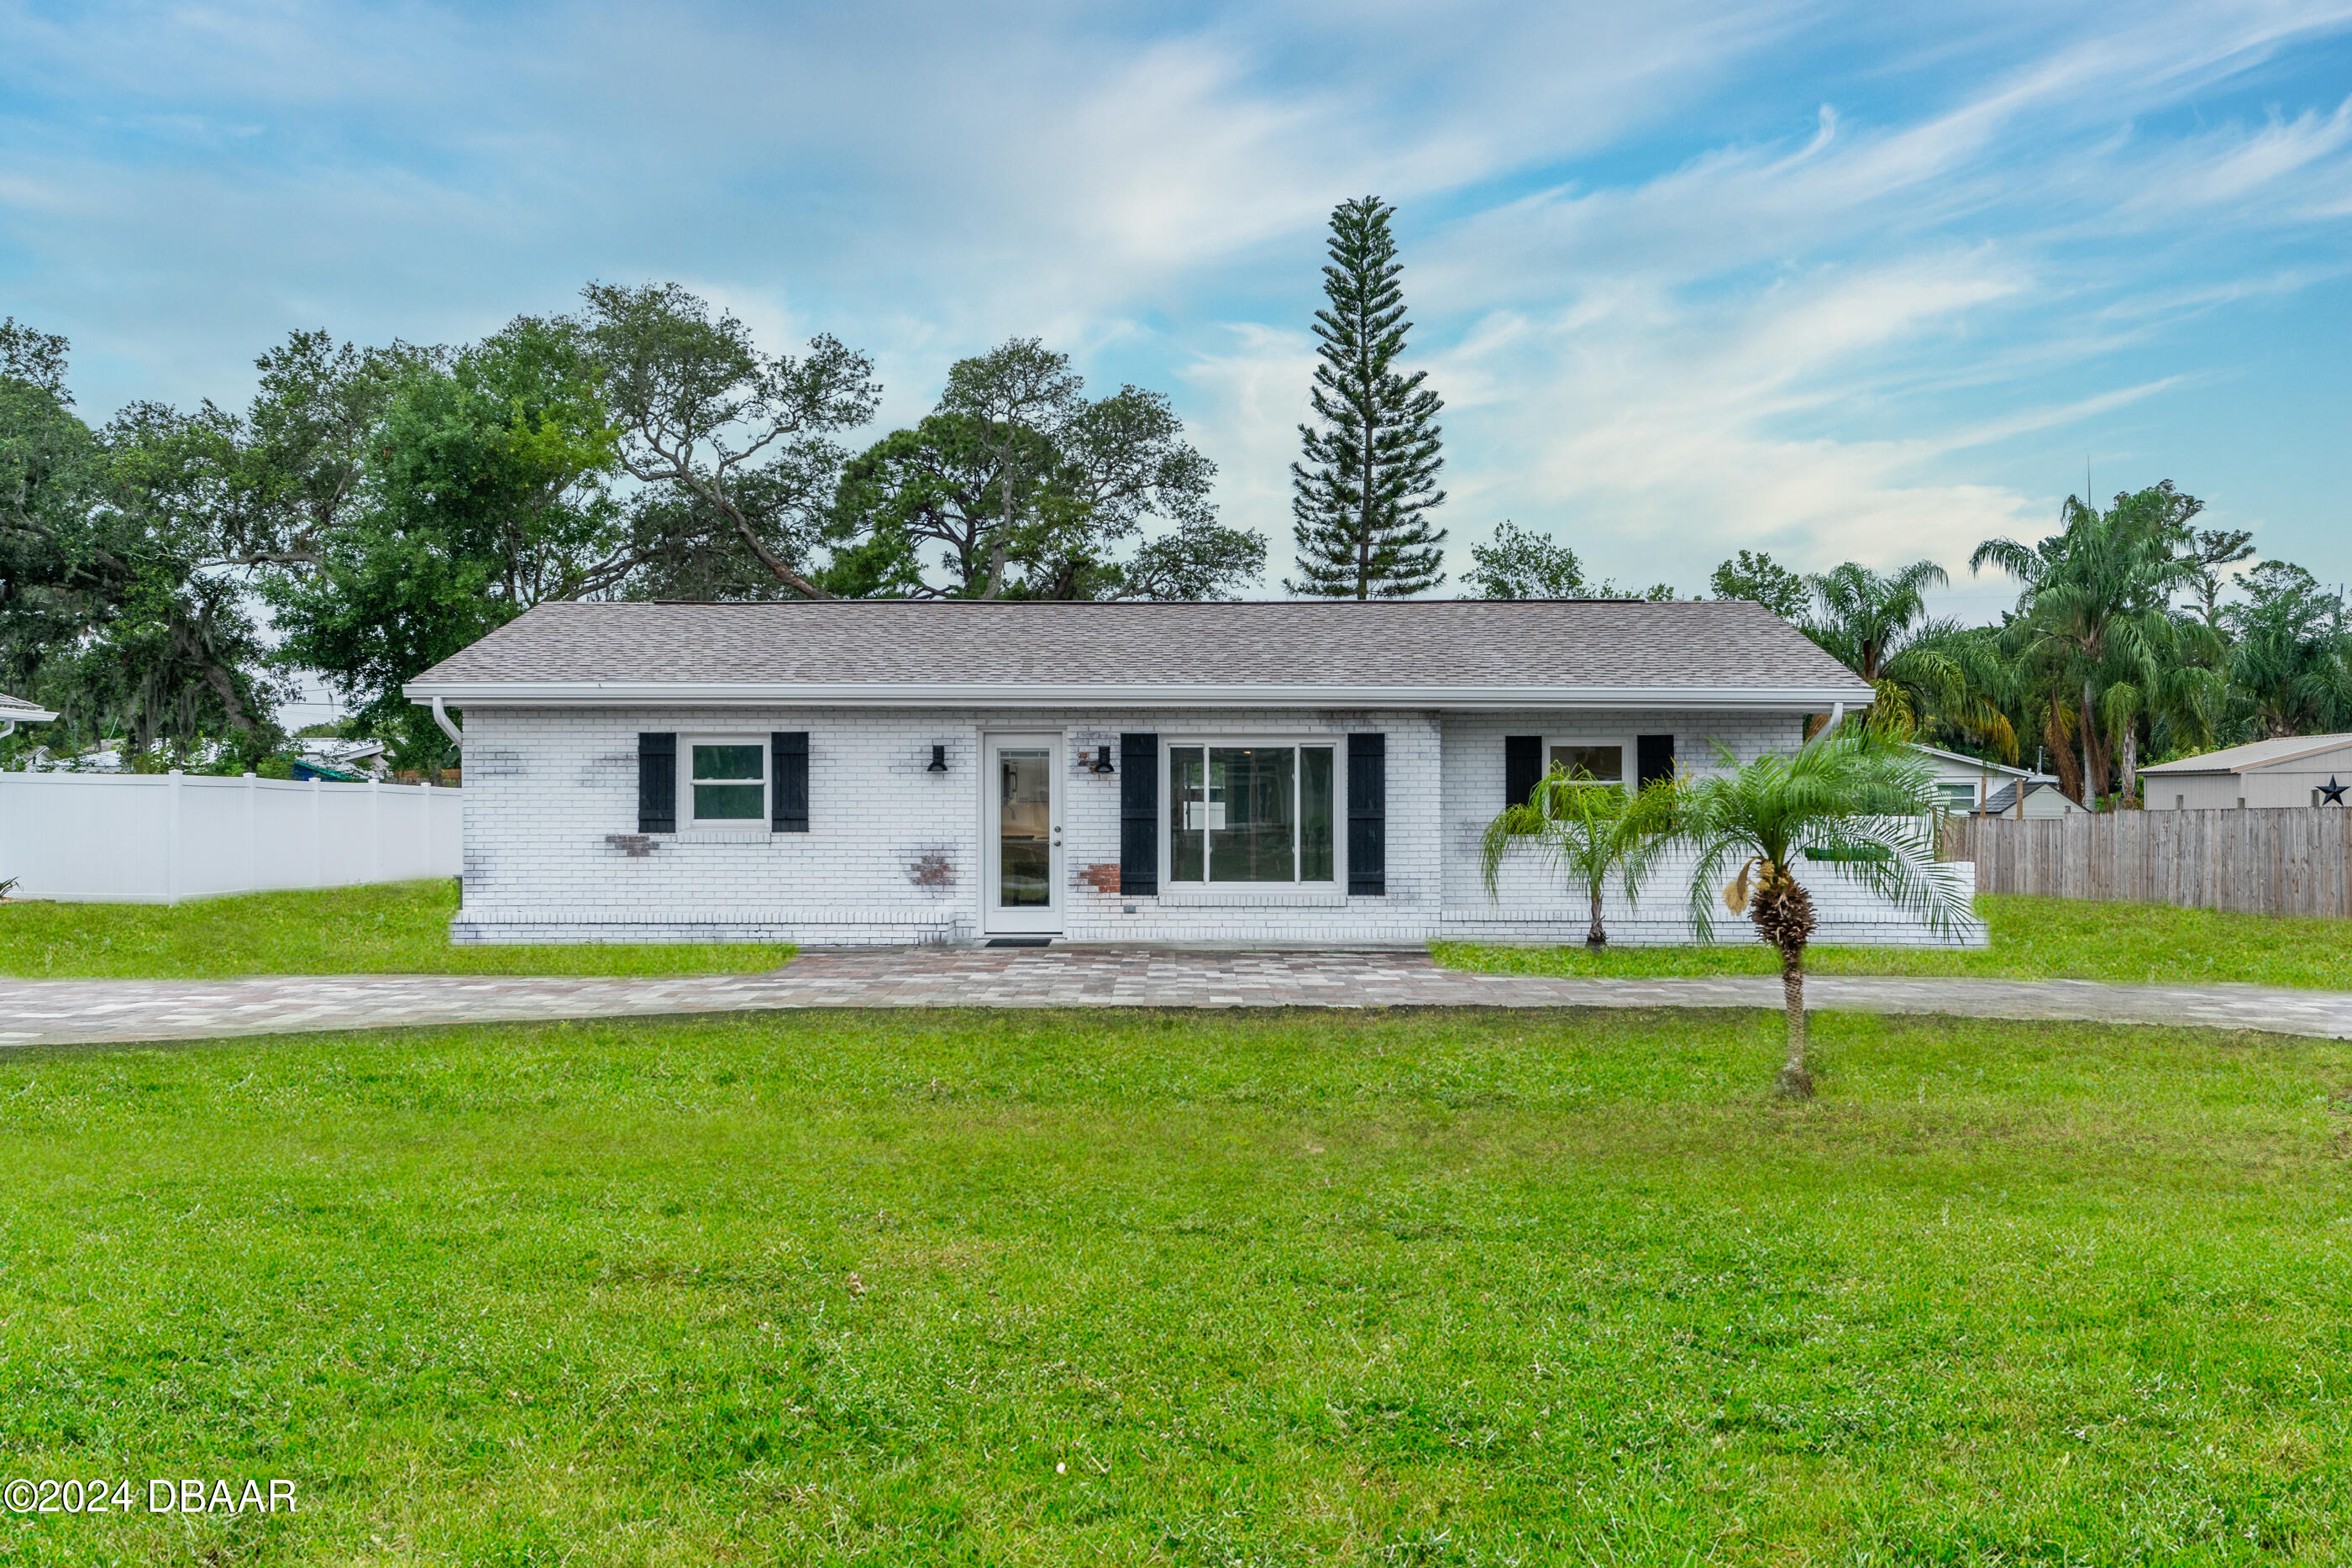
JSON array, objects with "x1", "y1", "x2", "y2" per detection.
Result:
[{"x1": 3, "y1": 0, "x2": 2348, "y2": 619}]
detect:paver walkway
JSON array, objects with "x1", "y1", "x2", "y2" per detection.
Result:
[{"x1": 6, "y1": 947, "x2": 2352, "y2": 1049}]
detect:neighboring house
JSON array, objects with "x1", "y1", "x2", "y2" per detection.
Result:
[
  {"x1": 2141, "y1": 734, "x2": 2352, "y2": 810},
  {"x1": 297, "y1": 737, "x2": 389, "y2": 781},
  {"x1": 0, "y1": 691, "x2": 56, "y2": 738},
  {"x1": 1977, "y1": 779, "x2": 2084, "y2": 818},
  {"x1": 404, "y1": 600, "x2": 1984, "y2": 948},
  {"x1": 1908, "y1": 743, "x2": 2036, "y2": 813}
]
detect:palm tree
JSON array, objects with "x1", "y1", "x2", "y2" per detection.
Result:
[
  {"x1": 2223, "y1": 562, "x2": 2352, "y2": 740},
  {"x1": 1971, "y1": 485, "x2": 2217, "y2": 805},
  {"x1": 1804, "y1": 559, "x2": 1947, "y2": 684},
  {"x1": 1478, "y1": 768, "x2": 1673, "y2": 947},
  {"x1": 1803, "y1": 561, "x2": 2016, "y2": 759},
  {"x1": 1660, "y1": 732, "x2": 1971, "y2": 1099}
]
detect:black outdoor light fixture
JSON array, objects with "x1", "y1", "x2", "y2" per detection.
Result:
[
  {"x1": 927, "y1": 744, "x2": 948, "y2": 774},
  {"x1": 1089, "y1": 744, "x2": 1116, "y2": 774}
]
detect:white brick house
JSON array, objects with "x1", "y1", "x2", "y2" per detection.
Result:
[{"x1": 404, "y1": 600, "x2": 1982, "y2": 947}]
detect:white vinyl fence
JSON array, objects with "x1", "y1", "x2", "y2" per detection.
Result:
[{"x1": 0, "y1": 770, "x2": 462, "y2": 903}]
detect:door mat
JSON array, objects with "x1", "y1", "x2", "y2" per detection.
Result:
[{"x1": 984, "y1": 937, "x2": 1054, "y2": 947}]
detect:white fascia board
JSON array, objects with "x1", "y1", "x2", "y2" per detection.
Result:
[
  {"x1": 403, "y1": 679, "x2": 1873, "y2": 711},
  {"x1": 0, "y1": 707, "x2": 57, "y2": 722}
]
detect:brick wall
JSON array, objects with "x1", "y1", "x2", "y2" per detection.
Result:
[
  {"x1": 453, "y1": 705, "x2": 1978, "y2": 947},
  {"x1": 1441, "y1": 711, "x2": 1985, "y2": 947},
  {"x1": 454, "y1": 705, "x2": 1441, "y2": 945}
]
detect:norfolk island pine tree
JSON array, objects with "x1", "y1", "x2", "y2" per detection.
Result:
[{"x1": 1287, "y1": 197, "x2": 1446, "y2": 599}]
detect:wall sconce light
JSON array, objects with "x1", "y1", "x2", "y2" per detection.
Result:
[
  {"x1": 1089, "y1": 745, "x2": 1116, "y2": 774},
  {"x1": 927, "y1": 744, "x2": 948, "y2": 774}
]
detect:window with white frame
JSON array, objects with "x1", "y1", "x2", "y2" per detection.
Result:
[
  {"x1": 1167, "y1": 743, "x2": 1336, "y2": 884},
  {"x1": 1546, "y1": 738, "x2": 1628, "y2": 785},
  {"x1": 685, "y1": 738, "x2": 768, "y2": 826}
]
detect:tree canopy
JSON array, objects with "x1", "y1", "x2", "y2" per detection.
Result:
[
  {"x1": 825, "y1": 338, "x2": 1261, "y2": 601},
  {"x1": 1463, "y1": 521, "x2": 1585, "y2": 599}
]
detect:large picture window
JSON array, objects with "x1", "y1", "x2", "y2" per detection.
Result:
[
  {"x1": 686, "y1": 739, "x2": 767, "y2": 826},
  {"x1": 1168, "y1": 744, "x2": 1336, "y2": 884}
]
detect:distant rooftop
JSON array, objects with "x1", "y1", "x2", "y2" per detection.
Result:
[{"x1": 2140, "y1": 733, "x2": 2352, "y2": 774}]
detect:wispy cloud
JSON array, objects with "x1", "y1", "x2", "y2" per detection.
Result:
[{"x1": 2, "y1": 0, "x2": 2349, "y2": 595}]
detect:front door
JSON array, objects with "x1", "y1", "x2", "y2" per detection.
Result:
[{"x1": 984, "y1": 735, "x2": 1062, "y2": 934}]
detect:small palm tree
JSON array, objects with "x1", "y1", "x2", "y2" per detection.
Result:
[
  {"x1": 1662, "y1": 732, "x2": 1972, "y2": 1099},
  {"x1": 1479, "y1": 768, "x2": 1672, "y2": 947}
]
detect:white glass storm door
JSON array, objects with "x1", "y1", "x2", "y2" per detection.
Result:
[{"x1": 983, "y1": 735, "x2": 1063, "y2": 933}]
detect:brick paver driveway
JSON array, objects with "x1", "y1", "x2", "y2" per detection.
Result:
[{"x1": 6, "y1": 947, "x2": 2352, "y2": 1049}]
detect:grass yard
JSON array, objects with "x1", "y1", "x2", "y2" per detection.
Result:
[
  {"x1": 1440, "y1": 892, "x2": 2352, "y2": 990},
  {"x1": 4, "y1": 1006, "x2": 2350, "y2": 1563},
  {"x1": 0, "y1": 879, "x2": 793, "y2": 978}
]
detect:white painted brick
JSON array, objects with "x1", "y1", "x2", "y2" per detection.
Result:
[{"x1": 452, "y1": 705, "x2": 1978, "y2": 947}]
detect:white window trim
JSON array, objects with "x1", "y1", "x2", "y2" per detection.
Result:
[
  {"x1": 680, "y1": 734, "x2": 772, "y2": 831},
  {"x1": 1540, "y1": 732, "x2": 1636, "y2": 788},
  {"x1": 1160, "y1": 735, "x2": 1345, "y2": 891}
]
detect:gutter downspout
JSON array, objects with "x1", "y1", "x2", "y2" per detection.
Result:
[
  {"x1": 431, "y1": 696, "x2": 464, "y2": 749},
  {"x1": 1819, "y1": 701, "x2": 1845, "y2": 740}
]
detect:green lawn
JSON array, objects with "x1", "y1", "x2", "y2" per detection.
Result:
[
  {"x1": 4, "y1": 1007, "x2": 2349, "y2": 1562},
  {"x1": 0, "y1": 879, "x2": 793, "y2": 978},
  {"x1": 1440, "y1": 892, "x2": 2352, "y2": 990}
]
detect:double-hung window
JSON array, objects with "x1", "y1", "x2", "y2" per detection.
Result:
[
  {"x1": 685, "y1": 739, "x2": 767, "y2": 826},
  {"x1": 1168, "y1": 743, "x2": 1336, "y2": 884}
]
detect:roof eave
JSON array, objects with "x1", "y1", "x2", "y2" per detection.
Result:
[
  {"x1": 402, "y1": 679, "x2": 1874, "y2": 711},
  {"x1": 1908, "y1": 744, "x2": 2030, "y2": 777}
]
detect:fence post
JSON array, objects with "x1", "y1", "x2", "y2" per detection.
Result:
[
  {"x1": 164, "y1": 769, "x2": 183, "y2": 905},
  {"x1": 244, "y1": 771, "x2": 259, "y2": 893},
  {"x1": 418, "y1": 779, "x2": 432, "y2": 879},
  {"x1": 370, "y1": 777, "x2": 383, "y2": 883},
  {"x1": 309, "y1": 774, "x2": 323, "y2": 889}
]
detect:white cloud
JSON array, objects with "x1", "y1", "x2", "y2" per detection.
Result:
[{"x1": 3, "y1": 0, "x2": 2350, "y2": 595}]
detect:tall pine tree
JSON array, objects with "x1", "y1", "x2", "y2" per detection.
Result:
[{"x1": 1287, "y1": 196, "x2": 1446, "y2": 598}]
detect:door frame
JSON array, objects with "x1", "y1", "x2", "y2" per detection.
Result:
[{"x1": 981, "y1": 732, "x2": 1064, "y2": 934}]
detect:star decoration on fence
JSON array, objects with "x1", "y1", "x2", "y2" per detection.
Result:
[{"x1": 2323, "y1": 777, "x2": 2347, "y2": 805}]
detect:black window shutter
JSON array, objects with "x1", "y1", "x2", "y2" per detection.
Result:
[
  {"x1": 1347, "y1": 732, "x2": 1386, "y2": 897},
  {"x1": 772, "y1": 732, "x2": 809, "y2": 832},
  {"x1": 1504, "y1": 735, "x2": 1542, "y2": 807},
  {"x1": 1120, "y1": 732, "x2": 1158, "y2": 895},
  {"x1": 638, "y1": 732, "x2": 676, "y2": 833},
  {"x1": 1636, "y1": 733, "x2": 1676, "y2": 789}
]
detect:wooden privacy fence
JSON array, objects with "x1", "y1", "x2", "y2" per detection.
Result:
[{"x1": 1943, "y1": 808, "x2": 2352, "y2": 918}]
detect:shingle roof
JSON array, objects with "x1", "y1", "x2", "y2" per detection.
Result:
[
  {"x1": 1978, "y1": 779, "x2": 2077, "y2": 814},
  {"x1": 2139, "y1": 733, "x2": 2352, "y2": 774},
  {"x1": 0, "y1": 690, "x2": 55, "y2": 719},
  {"x1": 404, "y1": 599, "x2": 1873, "y2": 708}
]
